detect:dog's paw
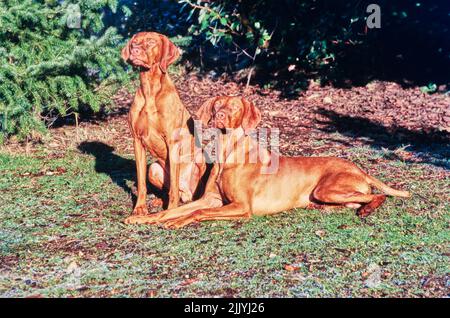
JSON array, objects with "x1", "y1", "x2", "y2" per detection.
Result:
[
  {"x1": 132, "y1": 205, "x2": 149, "y2": 216},
  {"x1": 149, "y1": 198, "x2": 163, "y2": 208},
  {"x1": 356, "y1": 205, "x2": 374, "y2": 218},
  {"x1": 124, "y1": 215, "x2": 144, "y2": 224},
  {"x1": 163, "y1": 219, "x2": 183, "y2": 229},
  {"x1": 163, "y1": 217, "x2": 197, "y2": 229},
  {"x1": 124, "y1": 215, "x2": 158, "y2": 225},
  {"x1": 124, "y1": 213, "x2": 163, "y2": 225}
]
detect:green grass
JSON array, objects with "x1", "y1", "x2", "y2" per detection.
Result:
[{"x1": 0, "y1": 145, "x2": 449, "y2": 297}]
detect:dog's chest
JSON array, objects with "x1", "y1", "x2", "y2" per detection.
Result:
[
  {"x1": 133, "y1": 109, "x2": 157, "y2": 136},
  {"x1": 131, "y1": 110, "x2": 167, "y2": 159},
  {"x1": 215, "y1": 165, "x2": 244, "y2": 201}
]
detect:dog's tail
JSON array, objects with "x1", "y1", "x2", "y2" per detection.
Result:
[{"x1": 365, "y1": 174, "x2": 411, "y2": 198}]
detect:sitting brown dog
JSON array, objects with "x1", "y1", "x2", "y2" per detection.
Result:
[
  {"x1": 121, "y1": 32, "x2": 207, "y2": 219},
  {"x1": 125, "y1": 96, "x2": 410, "y2": 228}
]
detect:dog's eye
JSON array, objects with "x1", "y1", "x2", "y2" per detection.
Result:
[{"x1": 146, "y1": 39, "x2": 157, "y2": 47}]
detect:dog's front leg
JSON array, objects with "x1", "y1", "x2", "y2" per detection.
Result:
[
  {"x1": 167, "y1": 140, "x2": 181, "y2": 209},
  {"x1": 131, "y1": 138, "x2": 149, "y2": 216},
  {"x1": 164, "y1": 202, "x2": 251, "y2": 229}
]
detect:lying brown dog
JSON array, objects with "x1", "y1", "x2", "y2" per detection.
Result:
[
  {"x1": 125, "y1": 96, "x2": 410, "y2": 228},
  {"x1": 121, "y1": 32, "x2": 207, "y2": 218}
]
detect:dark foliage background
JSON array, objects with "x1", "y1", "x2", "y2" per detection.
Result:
[{"x1": 129, "y1": 0, "x2": 449, "y2": 92}]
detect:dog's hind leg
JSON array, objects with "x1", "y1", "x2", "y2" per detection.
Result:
[{"x1": 312, "y1": 173, "x2": 387, "y2": 217}]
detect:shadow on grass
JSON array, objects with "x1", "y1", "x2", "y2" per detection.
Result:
[
  {"x1": 316, "y1": 109, "x2": 450, "y2": 169},
  {"x1": 77, "y1": 141, "x2": 144, "y2": 206},
  {"x1": 77, "y1": 141, "x2": 214, "y2": 211}
]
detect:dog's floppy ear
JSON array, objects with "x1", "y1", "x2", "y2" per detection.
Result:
[
  {"x1": 121, "y1": 36, "x2": 134, "y2": 62},
  {"x1": 241, "y1": 98, "x2": 261, "y2": 132},
  {"x1": 196, "y1": 97, "x2": 217, "y2": 126},
  {"x1": 158, "y1": 35, "x2": 180, "y2": 73}
]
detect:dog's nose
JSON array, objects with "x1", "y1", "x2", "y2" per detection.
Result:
[{"x1": 131, "y1": 47, "x2": 141, "y2": 55}]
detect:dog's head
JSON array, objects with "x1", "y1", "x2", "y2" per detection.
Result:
[
  {"x1": 196, "y1": 96, "x2": 261, "y2": 133},
  {"x1": 121, "y1": 32, "x2": 180, "y2": 73}
]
